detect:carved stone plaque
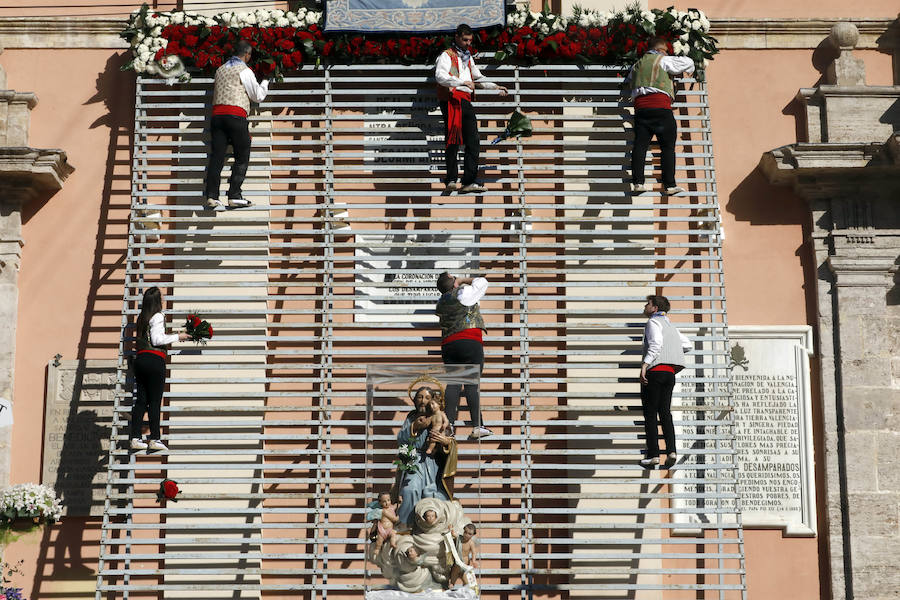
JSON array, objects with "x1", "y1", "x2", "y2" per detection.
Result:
[
  {"x1": 42, "y1": 359, "x2": 116, "y2": 516},
  {"x1": 354, "y1": 232, "x2": 479, "y2": 323},
  {"x1": 672, "y1": 326, "x2": 816, "y2": 536}
]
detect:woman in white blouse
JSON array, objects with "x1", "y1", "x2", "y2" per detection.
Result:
[{"x1": 131, "y1": 287, "x2": 189, "y2": 451}]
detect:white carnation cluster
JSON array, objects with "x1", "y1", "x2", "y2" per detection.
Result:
[
  {"x1": 218, "y1": 7, "x2": 322, "y2": 28},
  {"x1": 0, "y1": 483, "x2": 63, "y2": 524},
  {"x1": 126, "y1": 6, "x2": 324, "y2": 73},
  {"x1": 676, "y1": 8, "x2": 710, "y2": 33}
]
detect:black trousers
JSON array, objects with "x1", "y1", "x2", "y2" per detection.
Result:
[
  {"x1": 204, "y1": 114, "x2": 252, "y2": 201},
  {"x1": 440, "y1": 99, "x2": 480, "y2": 185},
  {"x1": 441, "y1": 339, "x2": 484, "y2": 428},
  {"x1": 131, "y1": 353, "x2": 166, "y2": 440},
  {"x1": 631, "y1": 108, "x2": 677, "y2": 188},
  {"x1": 640, "y1": 369, "x2": 676, "y2": 456}
]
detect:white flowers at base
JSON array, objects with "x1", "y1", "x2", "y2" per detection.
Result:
[{"x1": 0, "y1": 483, "x2": 63, "y2": 524}]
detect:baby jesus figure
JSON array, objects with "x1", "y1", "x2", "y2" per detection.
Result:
[
  {"x1": 369, "y1": 492, "x2": 400, "y2": 553},
  {"x1": 424, "y1": 398, "x2": 450, "y2": 455}
]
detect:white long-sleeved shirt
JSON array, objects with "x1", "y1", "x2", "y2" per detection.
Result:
[
  {"x1": 240, "y1": 68, "x2": 269, "y2": 103},
  {"x1": 629, "y1": 53, "x2": 695, "y2": 99},
  {"x1": 642, "y1": 313, "x2": 691, "y2": 365},
  {"x1": 435, "y1": 51, "x2": 498, "y2": 95},
  {"x1": 149, "y1": 312, "x2": 179, "y2": 347},
  {"x1": 456, "y1": 277, "x2": 489, "y2": 307}
]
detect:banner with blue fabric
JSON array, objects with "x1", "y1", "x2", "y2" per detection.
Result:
[{"x1": 325, "y1": 0, "x2": 506, "y2": 33}]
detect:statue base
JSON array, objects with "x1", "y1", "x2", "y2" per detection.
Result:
[{"x1": 365, "y1": 588, "x2": 478, "y2": 600}]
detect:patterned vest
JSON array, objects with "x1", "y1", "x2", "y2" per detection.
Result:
[
  {"x1": 642, "y1": 315, "x2": 686, "y2": 369},
  {"x1": 136, "y1": 314, "x2": 167, "y2": 354},
  {"x1": 436, "y1": 291, "x2": 486, "y2": 339},
  {"x1": 632, "y1": 53, "x2": 675, "y2": 98},
  {"x1": 212, "y1": 62, "x2": 251, "y2": 114},
  {"x1": 436, "y1": 48, "x2": 475, "y2": 102}
]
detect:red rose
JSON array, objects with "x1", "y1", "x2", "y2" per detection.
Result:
[
  {"x1": 184, "y1": 34, "x2": 199, "y2": 47},
  {"x1": 290, "y1": 50, "x2": 303, "y2": 65},
  {"x1": 323, "y1": 40, "x2": 334, "y2": 55},
  {"x1": 276, "y1": 38, "x2": 295, "y2": 51},
  {"x1": 207, "y1": 325, "x2": 214, "y2": 338},
  {"x1": 308, "y1": 24, "x2": 319, "y2": 34},
  {"x1": 163, "y1": 480, "x2": 178, "y2": 499}
]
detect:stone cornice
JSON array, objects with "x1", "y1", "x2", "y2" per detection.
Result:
[
  {"x1": 0, "y1": 147, "x2": 75, "y2": 205},
  {"x1": 0, "y1": 15, "x2": 894, "y2": 49},
  {"x1": 711, "y1": 18, "x2": 897, "y2": 49}
]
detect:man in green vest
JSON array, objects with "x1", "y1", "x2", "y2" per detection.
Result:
[
  {"x1": 435, "y1": 24, "x2": 508, "y2": 194},
  {"x1": 627, "y1": 37, "x2": 695, "y2": 195}
]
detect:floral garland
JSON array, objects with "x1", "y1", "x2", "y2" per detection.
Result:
[{"x1": 121, "y1": 3, "x2": 717, "y2": 81}]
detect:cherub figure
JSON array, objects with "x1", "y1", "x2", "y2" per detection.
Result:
[
  {"x1": 424, "y1": 398, "x2": 451, "y2": 455},
  {"x1": 450, "y1": 523, "x2": 478, "y2": 586},
  {"x1": 368, "y1": 492, "x2": 400, "y2": 554}
]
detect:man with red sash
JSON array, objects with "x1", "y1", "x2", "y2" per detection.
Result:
[
  {"x1": 204, "y1": 40, "x2": 269, "y2": 211},
  {"x1": 626, "y1": 37, "x2": 694, "y2": 195},
  {"x1": 639, "y1": 295, "x2": 691, "y2": 468},
  {"x1": 435, "y1": 23, "x2": 507, "y2": 194},
  {"x1": 436, "y1": 271, "x2": 491, "y2": 439}
]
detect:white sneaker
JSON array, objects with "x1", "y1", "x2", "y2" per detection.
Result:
[
  {"x1": 468, "y1": 426, "x2": 493, "y2": 440},
  {"x1": 664, "y1": 186, "x2": 686, "y2": 195},
  {"x1": 444, "y1": 180, "x2": 461, "y2": 192},
  {"x1": 631, "y1": 183, "x2": 652, "y2": 193},
  {"x1": 130, "y1": 438, "x2": 148, "y2": 450},
  {"x1": 148, "y1": 439, "x2": 168, "y2": 451},
  {"x1": 639, "y1": 456, "x2": 660, "y2": 467},
  {"x1": 227, "y1": 198, "x2": 253, "y2": 208},
  {"x1": 205, "y1": 198, "x2": 225, "y2": 211},
  {"x1": 459, "y1": 183, "x2": 487, "y2": 194}
]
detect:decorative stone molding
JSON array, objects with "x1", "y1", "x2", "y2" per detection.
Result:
[
  {"x1": 759, "y1": 25, "x2": 900, "y2": 600},
  {"x1": 0, "y1": 57, "x2": 74, "y2": 490},
  {"x1": 0, "y1": 15, "x2": 894, "y2": 50}
]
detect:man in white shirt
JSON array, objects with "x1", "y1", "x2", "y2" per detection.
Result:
[
  {"x1": 435, "y1": 272, "x2": 491, "y2": 439},
  {"x1": 435, "y1": 24, "x2": 508, "y2": 194},
  {"x1": 204, "y1": 39, "x2": 270, "y2": 211},
  {"x1": 639, "y1": 295, "x2": 691, "y2": 468},
  {"x1": 626, "y1": 37, "x2": 695, "y2": 195}
]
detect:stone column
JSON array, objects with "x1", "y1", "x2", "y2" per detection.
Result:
[
  {"x1": 761, "y1": 21, "x2": 900, "y2": 600},
  {"x1": 0, "y1": 54, "x2": 74, "y2": 487}
]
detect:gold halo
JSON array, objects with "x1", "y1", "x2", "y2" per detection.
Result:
[{"x1": 407, "y1": 375, "x2": 445, "y2": 402}]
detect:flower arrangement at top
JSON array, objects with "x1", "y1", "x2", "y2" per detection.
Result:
[{"x1": 121, "y1": 3, "x2": 717, "y2": 81}]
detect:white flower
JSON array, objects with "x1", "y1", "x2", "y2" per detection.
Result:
[
  {"x1": 679, "y1": 32, "x2": 690, "y2": 42},
  {"x1": 150, "y1": 26, "x2": 162, "y2": 36},
  {"x1": 699, "y1": 16, "x2": 711, "y2": 31},
  {"x1": 538, "y1": 22, "x2": 550, "y2": 35},
  {"x1": 305, "y1": 12, "x2": 320, "y2": 25},
  {"x1": 672, "y1": 40, "x2": 687, "y2": 55},
  {"x1": 641, "y1": 10, "x2": 655, "y2": 23},
  {"x1": 577, "y1": 14, "x2": 590, "y2": 27},
  {"x1": 691, "y1": 20, "x2": 701, "y2": 31},
  {"x1": 171, "y1": 12, "x2": 184, "y2": 24},
  {"x1": 276, "y1": 17, "x2": 289, "y2": 27}
]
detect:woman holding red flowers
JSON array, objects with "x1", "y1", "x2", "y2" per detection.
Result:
[{"x1": 131, "y1": 287, "x2": 190, "y2": 452}]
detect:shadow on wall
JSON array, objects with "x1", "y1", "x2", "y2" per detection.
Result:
[{"x1": 29, "y1": 51, "x2": 135, "y2": 599}]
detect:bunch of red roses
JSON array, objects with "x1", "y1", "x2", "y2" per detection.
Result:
[
  {"x1": 155, "y1": 21, "x2": 679, "y2": 79},
  {"x1": 185, "y1": 313, "x2": 213, "y2": 343}
]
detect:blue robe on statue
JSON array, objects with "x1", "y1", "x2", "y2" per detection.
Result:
[{"x1": 395, "y1": 412, "x2": 451, "y2": 527}]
